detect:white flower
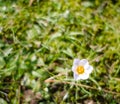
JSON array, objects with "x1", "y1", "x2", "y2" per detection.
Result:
[{"x1": 72, "y1": 58, "x2": 93, "y2": 80}]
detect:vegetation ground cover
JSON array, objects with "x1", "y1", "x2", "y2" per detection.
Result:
[{"x1": 0, "y1": 0, "x2": 120, "y2": 103}]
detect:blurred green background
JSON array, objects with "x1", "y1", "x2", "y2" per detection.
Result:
[{"x1": 0, "y1": 0, "x2": 120, "y2": 103}]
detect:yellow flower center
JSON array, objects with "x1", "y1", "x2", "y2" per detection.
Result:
[{"x1": 76, "y1": 66, "x2": 84, "y2": 74}]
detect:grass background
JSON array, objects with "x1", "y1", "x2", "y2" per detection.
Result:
[{"x1": 0, "y1": 0, "x2": 120, "y2": 103}]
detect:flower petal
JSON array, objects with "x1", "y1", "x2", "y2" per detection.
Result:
[
  {"x1": 85, "y1": 65, "x2": 93, "y2": 74},
  {"x1": 73, "y1": 58, "x2": 80, "y2": 66},
  {"x1": 73, "y1": 73, "x2": 79, "y2": 80},
  {"x1": 79, "y1": 59, "x2": 89, "y2": 67},
  {"x1": 72, "y1": 58, "x2": 80, "y2": 72},
  {"x1": 77, "y1": 73, "x2": 89, "y2": 80},
  {"x1": 72, "y1": 65, "x2": 77, "y2": 72}
]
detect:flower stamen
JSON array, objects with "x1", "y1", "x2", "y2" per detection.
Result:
[{"x1": 76, "y1": 66, "x2": 84, "y2": 74}]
